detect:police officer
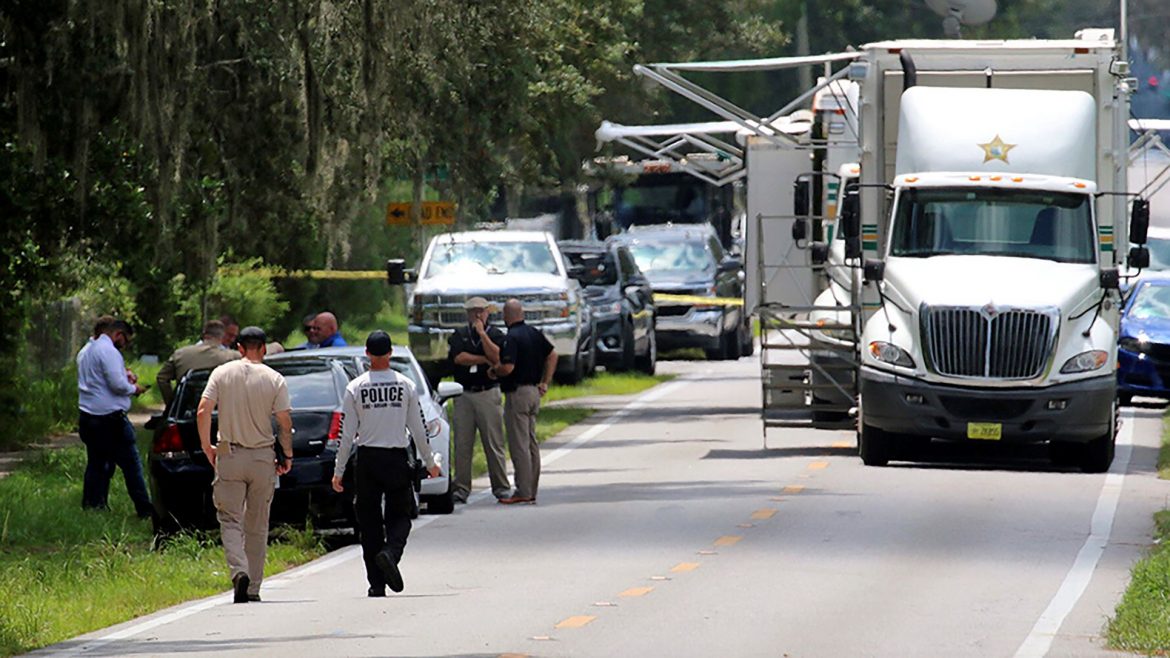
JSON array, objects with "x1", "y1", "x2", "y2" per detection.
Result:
[
  {"x1": 157, "y1": 320, "x2": 241, "y2": 406},
  {"x1": 197, "y1": 326, "x2": 293, "y2": 604},
  {"x1": 493, "y1": 299, "x2": 557, "y2": 505},
  {"x1": 332, "y1": 330, "x2": 439, "y2": 597},
  {"x1": 447, "y1": 297, "x2": 510, "y2": 502}
]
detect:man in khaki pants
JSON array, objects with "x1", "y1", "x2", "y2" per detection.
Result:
[
  {"x1": 197, "y1": 326, "x2": 292, "y2": 603},
  {"x1": 492, "y1": 299, "x2": 557, "y2": 505}
]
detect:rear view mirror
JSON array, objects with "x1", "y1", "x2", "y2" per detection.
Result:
[
  {"x1": 386, "y1": 259, "x2": 417, "y2": 285},
  {"x1": 1099, "y1": 268, "x2": 1120, "y2": 290},
  {"x1": 1130, "y1": 199, "x2": 1150, "y2": 244},
  {"x1": 863, "y1": 259, "x2": 885, "y2": 284},
  {"x1": 567, "y1": 264, "x2": 588, "y2": 280},
  {"x1": 1128, "y1": 246, "x2": 1150, "y2": 270},
  {"x1": 436, "y1": 381, "x2": 463, "y2": 403},
  {"x1": 718, "y1": 258, "x2": 743, "y2": 273}
]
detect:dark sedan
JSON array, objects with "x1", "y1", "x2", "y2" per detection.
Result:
[
  {"x1": 608, "y1": 224, "x2": 752, "y2": 360},
  {"x1": 148, "y1": 357, "x2": 357, "y2": 535},
  {"x1": 560, "y1": 240, "x2": 657, "y2": 373},
  {"x1": 1118, "y1": 276, "x2": 1170, "y2": 404}
]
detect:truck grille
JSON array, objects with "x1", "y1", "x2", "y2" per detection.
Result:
[{"x1": 922, "y1": 305, "x2": 1055, "y2": 379}]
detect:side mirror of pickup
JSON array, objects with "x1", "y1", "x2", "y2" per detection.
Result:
[
  {"x1": 566, "y1": 264, "x2": 589, "y2": 281},
  {"x1": 1099, "y1": 268, "x2": 1120, "y2": 290},
  {"x1": 435, "y1": 381, "x2": 464, "y2": 404},
  {"x1": 386, "y1": 259, "x2": 417, "y2": 285},
  {"x1": 1130, "y1": 198, "x2": 1150, "y2": 245},
  {"x1": 718, "y1": 258, "x2": 743, "y2": 273}
]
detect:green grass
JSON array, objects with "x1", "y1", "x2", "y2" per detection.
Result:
[
  {"x1": 0, "y1": 437, "x2": 326, "y2": 656},
  {"x1": 544, "y1": 371, "x2": 673, "y2": 403},
  {"x1": 1106, "y1": 415, "x2": 1170, "y2": 653}
]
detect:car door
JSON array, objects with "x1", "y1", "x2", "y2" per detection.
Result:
[{"x1": 617, "y1": 246, "x2": 654, "y2": 348}]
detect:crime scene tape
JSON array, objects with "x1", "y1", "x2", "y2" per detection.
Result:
[
  {"x1": 218, "y1": 267, "x2": 387, "y2": 281},
  {"x1": 653, "y1": 293, "x2": 744, "y2": 307}
]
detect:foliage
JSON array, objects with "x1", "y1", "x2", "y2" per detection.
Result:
[
  {"x1": 1107, "y1": 509, "x2": 1170, "y2": 653},
  {"x1": 172, "y1": 257, "x2": 291, "y2": 340},
  {"x1": 0, "y1": 441, "x2": 326, "y2": 655},
  {"x1": 544, "y1": 372, "x2": 673, "y2": 403}
]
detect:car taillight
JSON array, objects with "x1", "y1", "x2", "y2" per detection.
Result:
[
  {"x1": 326, "y1": 411, "x2": 343, "y2": 449},
  {"x1": 154, "y1": 424, "x2": 183, "y2": 454}
]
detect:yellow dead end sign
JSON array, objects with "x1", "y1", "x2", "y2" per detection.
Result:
[{"x1": 386, "y1": 201, "x2": 456, "y2": 226}]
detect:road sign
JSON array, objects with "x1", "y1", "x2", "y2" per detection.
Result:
[{"x1": 386, "y1": 201, "x2": 455, "y2": 226}]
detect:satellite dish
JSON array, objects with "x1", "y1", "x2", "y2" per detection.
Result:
[{"x1": 925, "y1": 0, "x2": 997, "y2": 37}]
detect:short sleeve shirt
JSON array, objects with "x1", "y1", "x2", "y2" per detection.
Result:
[
  {"x1": 499, "y1": 321, "x2": 554, "y2": 393},
  {"x1": 448, "y1": 324, "x2": 506, "y2": 389},
  {"x1": 202, "y1": 359, "x2": 291, "y2": 448}
]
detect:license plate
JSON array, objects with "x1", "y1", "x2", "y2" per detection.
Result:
[{"x1": 967, "y1": 422, "x2": 1002, "y2": 440}]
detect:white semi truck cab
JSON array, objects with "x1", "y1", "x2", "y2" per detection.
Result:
[{"x1": 849, "y1": 31, "x2": 1151, "y2": 471}]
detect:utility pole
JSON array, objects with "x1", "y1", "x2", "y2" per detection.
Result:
[{"x1": 796, "y1": 0, "x2": 811, "y2": 93}]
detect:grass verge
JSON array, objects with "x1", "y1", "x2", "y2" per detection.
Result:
[
  {"x1": 544, "y1": 371, "x2": 673, "y2": 403},
  {"x1": 0, "y1": 437, "x2": 326, "y2": 656},
  {"x1": 1106, "y1": 414, "x2": 1170, "y2": 653}
]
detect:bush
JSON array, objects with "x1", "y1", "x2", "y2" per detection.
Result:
[{"x1": 172, "y1": 256, "x2": 290, "y2": 339}]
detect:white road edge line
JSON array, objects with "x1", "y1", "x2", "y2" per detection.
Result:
[
  {"x1": 50, "y1": 374, "x2": 697, "y2": 656},
  {"x1": 1013, "y1": 411, "x2": 1136, "y2": 658}
]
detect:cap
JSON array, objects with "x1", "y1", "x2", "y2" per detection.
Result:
[
  {"x1": 464, "y1": 296, "x2": 497, "y2": 311},
  {"x1": 238, "y1": 326, "x2": 267, "y2": 343},
  {"x1": 365, "y1": 330, "x2": 392, "y2": 357}
]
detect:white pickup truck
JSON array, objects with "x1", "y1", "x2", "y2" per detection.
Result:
[{"x1": 392, "y1": 230, "x2": 594, "y2": 385}]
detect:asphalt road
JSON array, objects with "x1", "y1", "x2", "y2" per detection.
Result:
[{"x1": 38, "y1": 357, "x2": 1167, "y2": 657}]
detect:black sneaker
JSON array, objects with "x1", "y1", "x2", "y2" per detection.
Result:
[
  {"x1": 232, "y1": 573, "x2": 250, "y2": 604},
  {"x1": 367, "y1": 586, "x2": 386, "y2": 598},
  {"x1": 375, "y1": 549, "x2": 404, "y2": 593}
]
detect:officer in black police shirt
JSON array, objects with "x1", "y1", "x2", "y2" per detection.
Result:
[{"x1": 446, "y1": 297, "x2": 511, "y2": 503}]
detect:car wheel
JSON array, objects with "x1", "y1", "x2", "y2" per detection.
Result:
[
  {"x1": 423, "y1": 487, "x2": 455, "y2": 515},
  {"x1": 617, "y1": 320, "x2": 635, "y2": 371},
  {"x1": 636, "y1": 327, "x2": 657, "y2": 375},
  {"x1": 858, "y1": 422, "x2": 891, "y2": 467}
]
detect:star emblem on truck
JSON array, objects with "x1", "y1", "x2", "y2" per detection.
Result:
[{"x1": 978, "y1": 135, "x2": 1016, "y2": 164}]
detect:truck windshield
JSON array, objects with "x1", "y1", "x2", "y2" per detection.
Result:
[
  {"x1": 616, "y1": 179, "x2": 706, "y2": 226},
  {"x1": 889, "y1": 188, "x2": 1095, "y2": 263},
  {"x1": 424, "y1": 241, "x2": 559, "y2": 277},
  {"x1": 627, "y1": 240, "x2": 715, "y2": 274}
]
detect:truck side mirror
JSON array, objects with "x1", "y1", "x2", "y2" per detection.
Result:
[
  {"x1": 386, "y1": 258, "x2": 417, "y2": 285},
  {"x1": 810, "y1": 242, "x2": 830, "y2": 265},
  {"x1": 791, "y1": 218, "x2": 808, "y2": 242},
  {"x1": 863, "y1": 259, "x2": 885, "y2": 284},
  {"x1": 1099, "y1": 268, "x2": 1120, "y2": 290},
  {"x1": 840, "y1": 189, "x2": 860, "y2": 240},
  {"x1": 1128, "y1": 246, "x2": 1150, "y2": 270},
  {"x1": 793, "y1": 175, "x2": 812, "y2": 219},
  {"x1": 1130, "y1": 198, "x2": 1150, "y2": 244}
]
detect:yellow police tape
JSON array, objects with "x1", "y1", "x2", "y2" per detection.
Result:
[
  {"x1": 218, "y1": 267, "x2": 387, "y2": 281},
  {"x1": 653, "y1": 293, "x2": 744, "y2": 307}
]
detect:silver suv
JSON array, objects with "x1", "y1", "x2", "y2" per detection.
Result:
[{"x1": 400, "y1": 230, "x2": 594, "y2": 384}]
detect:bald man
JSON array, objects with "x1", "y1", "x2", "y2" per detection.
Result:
[{"x1": 310, "y1": 312, "x2": 348, "y2": 349}]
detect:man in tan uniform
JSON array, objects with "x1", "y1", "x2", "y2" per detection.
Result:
[
  {"x1": 157, "y1": 320, "x2": 241, "y2": 406},
  {"x1": 197, "y1": 326, "x2": 293, "y2": 603}
]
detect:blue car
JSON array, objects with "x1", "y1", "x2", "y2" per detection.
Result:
[{"x1": 1118, "y1": 276, "x2": 1170, "y2": 404}]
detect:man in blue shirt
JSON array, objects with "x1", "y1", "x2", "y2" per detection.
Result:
[
  {"x1": 312, "y1": 312, "x2": 348, "y2": 348},
  {"x1": 76, "y1": 319, "x2": 152, "y2": 517}
]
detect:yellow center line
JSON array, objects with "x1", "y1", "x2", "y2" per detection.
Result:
[
  {"x1": 555, "y1": 615, "x2": 597, "y2": 629},
  {"x1": 783, "y1": 485, "x2": 805, "y2": 494},
  {"x1": 672, "y1": 562, "x2": 700, "y2": 573},
  {"x1": 619, "y1": 586, "x2": 654, "y2": 597},
  {"x1": 751, "y1": 508, "x2": 778, "y2": 520},
  {"x1": 714, "y1": 535, "x2": 743, "y2": 547},
  {"x1": 832, "y1": 440, "x2": 853, "y2": 449},
  {"x1": 808, "y1": 461, "x2": 829, "y2": 470}
]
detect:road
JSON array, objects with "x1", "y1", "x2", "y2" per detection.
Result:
[{"x1": 38, "y1": 357, "x2": 1167, "y2": 657}]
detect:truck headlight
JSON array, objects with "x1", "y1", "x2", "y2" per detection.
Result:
[
  {"x1": 1060, "y1": 350, "x2": 1108, "y2": 374},
  {"x1": 868, "y1": 341, "x2": 915, "y2": 368}
]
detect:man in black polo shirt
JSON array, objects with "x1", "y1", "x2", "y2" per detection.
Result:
[
  {"x1": 493, "y1": 299, "x2": 557, "y2": 505},
  {"x1": 447, "y1": 297, "x2": 511, "y2": 503}
]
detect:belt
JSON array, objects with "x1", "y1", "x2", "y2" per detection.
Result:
[{"x1": 463, "y1": 384, "x2": 499, "y2": 393}]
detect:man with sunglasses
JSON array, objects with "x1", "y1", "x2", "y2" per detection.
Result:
[{"x1": 76, "y1": 318, "x2": 153, "y2": 517}]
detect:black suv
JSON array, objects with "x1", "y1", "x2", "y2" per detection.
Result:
[
  {"x1": 608, "y1": 224, "x2": 752, "y2": 360},
  {"x1": 560, "y1": 240, "x2": 657, "y2": 373},
  {"x1": 147, "y1": 357, "x2": 355, "y2": 535}
]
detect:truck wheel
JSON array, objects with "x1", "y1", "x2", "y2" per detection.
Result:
[
  {"x1": 859, "y1": 422, "x2": 891, "y2": 467},
  {"x1": 636, "y1": 329, "x2": 657, "y2": 375},
  {"x1": 1080, "y1": 398, "x2": 1118, "y2": 473}
]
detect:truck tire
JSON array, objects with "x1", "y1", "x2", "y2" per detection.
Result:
[
  {"x1": 859, "y1": 422, "x2": 891, "y2": 467},
  {"x1": 1080, "y1": 400, "x2": 1118, "y2": 473}
]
